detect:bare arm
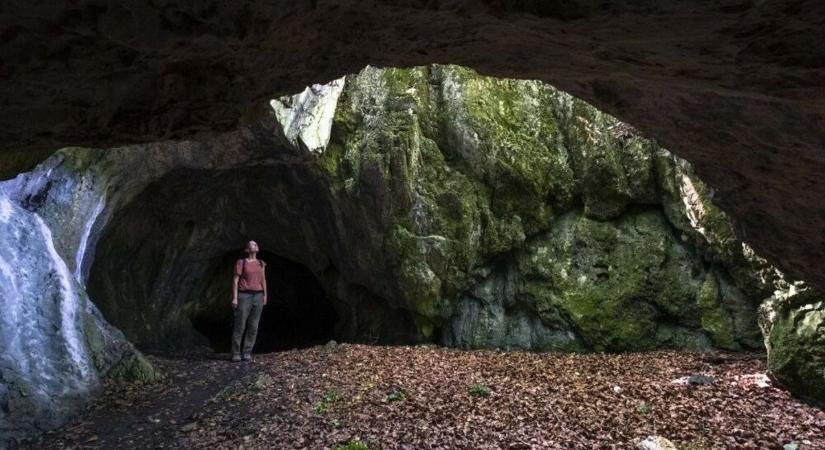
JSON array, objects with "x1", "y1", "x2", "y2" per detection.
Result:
[
  {"x1": 232, "y1": 274, "x2": 239, "y2": 308},
  {"x1": 262, "y1": 265, "x2": 267, "y2": 305}
]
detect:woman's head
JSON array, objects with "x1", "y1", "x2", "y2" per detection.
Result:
[{"x1": 245, "y1": 240, "x2": 259, "y2": 255}]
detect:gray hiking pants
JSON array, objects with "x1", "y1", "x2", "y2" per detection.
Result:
[{"x1": 231, "y1": 291, "x2": 264, "y2": 356}]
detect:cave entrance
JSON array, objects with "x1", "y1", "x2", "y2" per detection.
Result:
[{"x1": 192, "y1": 250, "x2": 339, "y2": 353}]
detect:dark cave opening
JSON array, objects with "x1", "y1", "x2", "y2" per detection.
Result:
[
  {"x1": 191, "y1": 250, "x2": 339, "y2": 353},
  {"x1": 84, "y1": 165, "x2": 350, "y2": 353}
]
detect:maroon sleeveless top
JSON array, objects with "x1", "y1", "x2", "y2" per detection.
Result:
[{"x1": 234, "y1": 258, "x2": 265, "y2": 292}]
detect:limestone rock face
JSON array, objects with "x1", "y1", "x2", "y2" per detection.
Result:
[
  {"x1": 760, "y1": 285, "x2": 825, "y2": 404},
  {"x1": 4, "y1": 65, "x2": 798, "y2": 355},
  {"x1": 1, "y1": 64, "x2": 822, "y2": 443},
  {"x1": 270, "y1": 77, "x2": 347, "y2": 154},
  {"x1": 0, "y1": 191, "x2": 156, "y2": 445},
  {"x1": 316, "y1": 65, "x2": 777, "y2": 352}
]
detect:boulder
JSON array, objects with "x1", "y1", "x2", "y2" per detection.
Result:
[
  {"x1": 760, "y1": 284, "x2": 825, "y2": 404},
  {"x1": 0, "y1": 192, "x2": 157, "y2": 445}
]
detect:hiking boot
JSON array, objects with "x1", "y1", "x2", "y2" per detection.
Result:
[
  {"x1": 231, "y1": 354, "x2": 242, "y2": 362},
  {"x1": 242, "y1": 353, "x2": 253, "y2": 362}
]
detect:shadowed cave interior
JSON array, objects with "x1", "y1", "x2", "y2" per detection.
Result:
[
  {"x1": 191, "y1": 250, "x2": 339, "y2": 353},
  {"x1": 85, "y1": 165, "x2": 347, "y2": 354}
]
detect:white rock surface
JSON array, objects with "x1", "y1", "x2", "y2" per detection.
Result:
[
  {"x1": 270, "y1": 76, "x2": 346, "y2": 154},
  {"x1": 637, "y1": 435, "x2": 678, "y2": 450}
]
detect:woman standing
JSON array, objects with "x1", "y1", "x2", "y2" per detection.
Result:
[{"x1": 231, "y1": 240, "x2": 267, "y2": 362}]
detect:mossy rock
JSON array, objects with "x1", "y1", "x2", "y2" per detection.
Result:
[
  {"x1": 697, "y1": 273, "x2": 737, "y2": 349},
  {"x1": 106, "y1": 353, "x2": 161, "y2": 385},
  {"x1": 762, "y1": 288, "x2": 825, "y2": 403},
  {"x1": 516, "y1": 211, "x2": 716, "y2": 351}
]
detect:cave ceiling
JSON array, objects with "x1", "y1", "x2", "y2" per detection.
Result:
[{"x1": 1, "y1": 0, "x2": 823, "y2": 288}]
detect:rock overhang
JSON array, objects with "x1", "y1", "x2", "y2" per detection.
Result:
[{"x1": 2, "y1": 0, "x2": 823, "y2": 294}]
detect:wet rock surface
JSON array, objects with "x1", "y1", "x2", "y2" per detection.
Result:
[{"x1": 0, "y1": 191, "x2": 157, "y2": 445}]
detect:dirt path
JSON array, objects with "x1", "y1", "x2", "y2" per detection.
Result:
[
  {"x1": 19, "y1": 343, "x2": 825, "y2": 450},
  {"x1": 19, "y1": 353, "x2": 258, "y2": 449}
]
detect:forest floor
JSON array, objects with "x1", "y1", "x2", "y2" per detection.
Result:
[{"x1": 19, "y1": 343, "x2": 825, "y2": 450}]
